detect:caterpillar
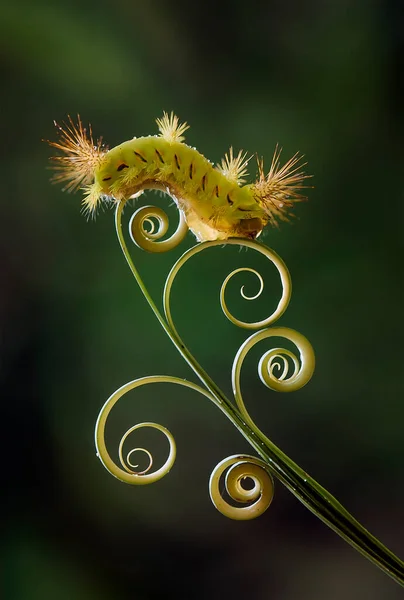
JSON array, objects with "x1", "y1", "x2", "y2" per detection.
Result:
[{"x1": 47, "y1": 112, "x2": 310, "y2": 242}]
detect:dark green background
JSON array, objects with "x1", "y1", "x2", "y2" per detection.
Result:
[{"x1": 2, "y1": 1, "x2": 403, "y2": 598}]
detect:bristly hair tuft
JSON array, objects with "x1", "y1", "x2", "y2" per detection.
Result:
[
  {"x1": 80, "y1": 182, "x2": 104, "y2": 219},
  {"x1": 156, "y1": 111, "x2": 189, "y2": 143},
  {"x1": 46, "y1": 115, "x2": 107, "y2": 193},
  {"x1": 252, "y1": 146, "x2": 312, "y2": 226},
  {"x1": 216, "y1": 147, "x2": 251, "y2": 184}
]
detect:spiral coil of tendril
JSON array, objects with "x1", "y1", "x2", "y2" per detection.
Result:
[
  {"x1": 96, "y1": 199, "x2": 315, "y2": 519},
  {"x1": 129, "y1": 204, "x2": 188, "y2": 252},
  {"x1": 209, "y1": 455, "x2": 274, "y2": 520},
  {"x1": 95, "y1": 378, "x2": 176, "y2": 486}
]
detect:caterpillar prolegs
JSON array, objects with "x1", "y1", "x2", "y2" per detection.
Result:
[{"x1": 47, "y1": 112, "x2": 310, "y2": 242}]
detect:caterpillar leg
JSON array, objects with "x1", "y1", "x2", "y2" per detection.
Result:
[{"x1": 234, "y1": 217, "x2": 264, "y2": 239}]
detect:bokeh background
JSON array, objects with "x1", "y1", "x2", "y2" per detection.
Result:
[{"x1": 2, "y1": 0, "x2": 403, "y2": 598}]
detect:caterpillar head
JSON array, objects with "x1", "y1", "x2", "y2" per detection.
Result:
[{"x1": 47, "y1": 115, "x2": 108, "y2": 216}]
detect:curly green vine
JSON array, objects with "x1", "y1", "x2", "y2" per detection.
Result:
[
  {"x1": 209, "y1": 455, "x2": 274, "y2": 520},
  {"x1": 93, "y1": 198, "x2": 404, "y2": 587},
  {"x1": 129, "y1": 204, "x2": 188, "y2": 252}
]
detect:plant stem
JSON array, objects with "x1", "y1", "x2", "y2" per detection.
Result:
[{"x1": 115, "y1": 202, "x2": 404, "y2": 586}]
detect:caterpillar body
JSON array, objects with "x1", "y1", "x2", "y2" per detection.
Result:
[{"x1": 48, "y1": 113, "x2": 310, "y2": 242}]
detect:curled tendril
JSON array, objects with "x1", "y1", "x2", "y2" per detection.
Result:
[
  {"x1": 233, "y1": 327, "x2": 315, "y2": 401},
  {"x1": 129, "y1": 204, "x2": 188, "y2": 253},
  {"x1": 209, "y1": 454, "x2": 274, "y2": 520},
  {"x1": 238, "y1": 268, "x2": 264, "y2": 300},
  {"x1": 230, "y1": 326, "x2": 315, "y2": 452},
  {"x1": 163, "y1": 239, "x2": 292, "y2": 334},
  {"x1": 118, "y1": 425, "x2": 155, "y2": 475},
  {"x1": 95, "y1": 375, "x2": 222, "y2": 485},
  {"x1": 258, "y1": 348, "x2": 300, "y2": 385}
]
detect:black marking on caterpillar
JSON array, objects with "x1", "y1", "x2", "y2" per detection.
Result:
[
  {"x1": 155, "y1": 149, "x2": 165, "y2": 163},
  {"x1": 134, "y1": 151, "x2": 147, "y2": 163}
]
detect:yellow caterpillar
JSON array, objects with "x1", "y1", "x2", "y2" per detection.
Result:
[{"x1": 48, "y1": 112, "x2": 310, "y2": 242}]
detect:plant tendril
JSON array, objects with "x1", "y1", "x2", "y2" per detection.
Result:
[
  {"x1": 209, "y1": 455, "x2": 274, "y2": 520},
  {"x1": 129, "y1": 204, "x2": 188, "y2": 252},
  {"x1": 94, "y1": 199, "x2": 404, "y2": 586}
]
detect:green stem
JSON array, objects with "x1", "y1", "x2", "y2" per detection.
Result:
[{"x1": 115, "y1": 202, "x2": 404, "y2": 586}]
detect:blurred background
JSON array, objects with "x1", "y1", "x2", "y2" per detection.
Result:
[{"x1": 2, "y1": 0, "x2": 403, "y2": 598}]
